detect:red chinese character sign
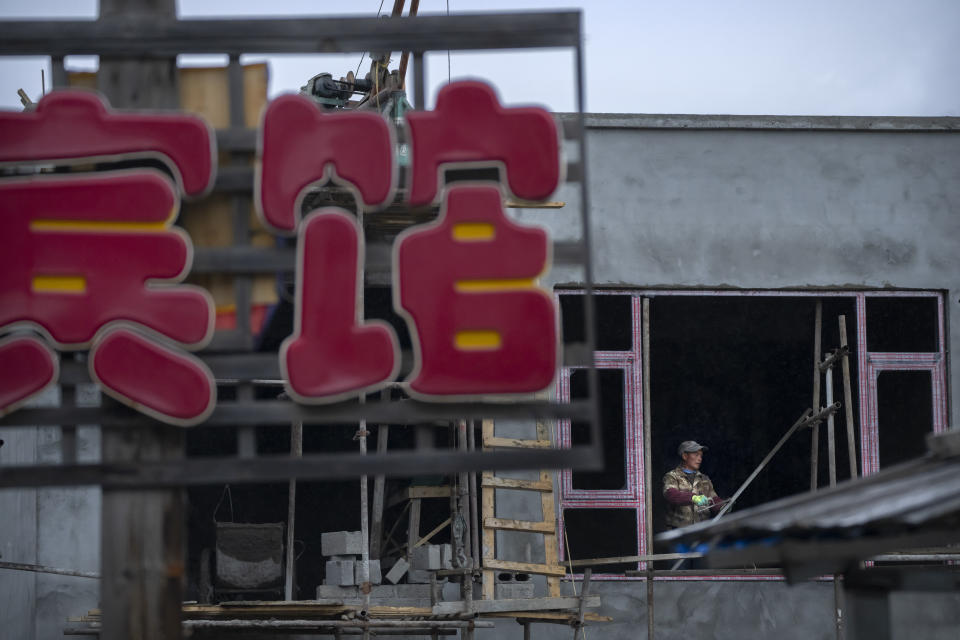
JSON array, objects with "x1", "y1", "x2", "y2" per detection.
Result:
[
  {"x1": 257, "y1": 81, "x2": 560, "y2": 402},
  {"x1": 395, "y1": 185, "x2": 557, "y2": 397},
  {"x1": 0, "y1": 80, "x2": 561, "y2": 424},
  {"x1": 258, "y1": 95, "x2": 401, "y2": 401},
  {"x1": 0, "y1": 91, "x2": 216, "y2": 426}
]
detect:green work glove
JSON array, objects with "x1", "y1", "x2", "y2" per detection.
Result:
[{"x1": 691, "y1": 494, "x2": 710, "y2": 507}]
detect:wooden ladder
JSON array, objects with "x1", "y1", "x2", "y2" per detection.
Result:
[{"x1": 481, "y1": 419, "x2": 563, "y2": 599}]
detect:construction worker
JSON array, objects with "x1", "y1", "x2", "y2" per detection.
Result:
[{"x1": 662, "y1": 440, "x2": 723, "y2": 529}]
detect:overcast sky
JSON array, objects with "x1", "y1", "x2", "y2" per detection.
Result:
[{"x1": 1, "y1": 0, "x2": 959, "y2": 116}]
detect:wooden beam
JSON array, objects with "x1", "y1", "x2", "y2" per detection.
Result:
[
  {"x1": 432, "y1": 595, "x2": 600, "y2": 615},
  {"x1": 480, "y1": 476, "x2": 553, "y2": 491},
  {"x1": 481, "y1": 559, "x2": 566, "y2": 576},
  {"x1": 413, "y1": 517, "x2": 451, "y2": 549},
  {"x1": 484, "y1": 437, "x2": 552, "y2": 449},
  {"x1": 483, "y1": 517, "x2": 555, "y2": 534}
]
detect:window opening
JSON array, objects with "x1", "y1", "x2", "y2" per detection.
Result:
[
  {"x1": 561, "y1": 508, "x2": 638, "y2": 574},
  {"x1": 570, "y1": 368, "x2": 626, "y2": 490},
  {"x1": 560, "y1": 293, "x2": 633, "y2": 351},
  {"x1": 866, "y1": 296, "x2": 939, "y2": 352},
  {"x1": 876, "y1": 371, "x2": 934, "y2": 467}
]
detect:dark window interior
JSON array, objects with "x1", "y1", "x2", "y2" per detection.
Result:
[
  {"x1": 560, "y1": 294, "x2": 633, "y2": 351},
  {"x1": 866, "y1": 296, "x2": 939, "y2": 352},
  {"x1": 563, "y1": 508, "x2": 638, "y2": 573},
  {"x1": 649, "y1": 296, "x2": 861, "y2": 551},
  {"x1": 186, "y1": 414, "x2": 440, "y2": 601},
  {"x1": 570, "y1": 369, "x2": 626, "y2": 490},
  {"x1": 257, "y1": 285, "x2": 413, "y2": 354},
  {"x1": 877, "y1": 370, "x2": 933, "y2": 467}
]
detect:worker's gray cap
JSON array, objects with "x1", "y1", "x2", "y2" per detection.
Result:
[{"x1": 678, "y1": 440, "x2": 708, "y2": 455}]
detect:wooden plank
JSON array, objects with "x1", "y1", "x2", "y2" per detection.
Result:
[
  {"x1": 484, "y1": 437, "x2": 552, "y2": 449},
  {"x1": 536, "y1": 421, "x2": 562, "y2": 598},
  {"x1": 370, "y1": 423, "x2": 389, "y2": 560},
  {"x1": 413, "y1": 517, "x2": 451, "y2": 549},
  {"x1": 387, "y1": 485, "x2": 451, "y2": 508},
  {"x1": 482, "y1": 559, "x2": 567, "y2": 576},
  {"x1": 432, "y1": 595, "x2": 600, "y2": 615},
  {"x1": 484, "y1": 517, "x2": 554, "y2": 534},
  {"x1": 481, "y1": 420, "x2": 496, "y2": 600},
  {"x1": 811, "y1": 300, "x2": 822, "y2": 491},
  {"x1": 406, "y1": 498, "x2": 421, "y2": 562},
  {"x1": 568, "y1": 552, "x2": 702, "y2": 567},
  {"x1": 492, "y1": 611, "x2": 611, "y2": 623},
  {"x1": 481, "y1": 476, "x2": 553, "y2": 491},
  {"x1": 839, "y1": 315, "x2": 859, "y2": 479}
]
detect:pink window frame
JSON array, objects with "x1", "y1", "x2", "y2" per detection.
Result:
[
  {"x1": 856, "y1": 291, "x2": 948, "y2": 476},
  {"x1": 554, "y1": 288, "x2": 948, "y2": 581},
  {"x1": 555, "y1": 293, "x2": 647, "y2": 576}
]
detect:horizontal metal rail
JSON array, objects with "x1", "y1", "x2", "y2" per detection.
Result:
[
  {"x1": 0, "y1": 560, "x2": 100, "y2": 579},
  {"x1": 0, "y1": 12, "x2": 580, "y2": 56},
  {"x1": 0, "y1": 398, "x2": 592, "y2": 428},
  {"x1": 0, "y1": 445, "x2": 598, "y2": 488}
]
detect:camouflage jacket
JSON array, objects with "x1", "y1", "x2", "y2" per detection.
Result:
[{"x1": 662, "y1": 466, "x2": 719, "y2": 529}]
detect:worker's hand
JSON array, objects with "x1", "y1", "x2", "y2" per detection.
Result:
[{"x1": 691, "y1": 494, "x2": 709, "y2": 507}]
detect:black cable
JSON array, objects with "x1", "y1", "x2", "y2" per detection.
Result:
[{"x1": 355, "y1": 0, "x2": 388, "y2": 78}]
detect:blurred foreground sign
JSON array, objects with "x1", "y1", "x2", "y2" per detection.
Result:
[{"x1": 0, "y1": 81, "x2": 561, "y2": 425}]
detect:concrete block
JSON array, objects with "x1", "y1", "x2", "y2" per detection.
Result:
[
  {"x1": 496, "y1": 582, "x2": 535, "y2": 599},
  {"x1": 407, "y1": 568, "x2": 433, "y2": 584},
  {"x1": 329, "y1": 554, "x2": 357, "y2": 562},
  {"x1": 325, "y1": 559, "x2": 355, "y2": 586},
  {"x1": 385, "y1": 557, "x2": 409, "y2": 584},
  {"x1": 440, "y1": 543, "x2": 454, "y2": 569},
  {"x1": 369, "y1": 584, "x2": 397, "y2": 600},
  {"x1": 354, "y1": 559, "x2": 382, "y2": 585},
  {"x1": 316, "y1": 584, "x2": 359, "y2": 599},
  {"x1": 411, "y1": 544, "x2": 443, "y2": 570},
  {"x1": 321, "y1": 531, "x2": 364, "y2": 556},
  {"x1": 395, "y1": 583, "x2": 433, "y2": 599}
]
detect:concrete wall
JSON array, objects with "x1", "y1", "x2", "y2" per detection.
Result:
[
  {"x1": 0, "y1": 387, "x2": 101, "y2": 640},
  {"x1": 505, "y1": 114, "x2": 960, "y2": 639},
  {"x1": 531, "y1": 113, "x2": 960, "y2": 427}
]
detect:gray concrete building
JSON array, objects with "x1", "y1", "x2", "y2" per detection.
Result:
[{"x1": 2, "y1": 113, "x2": 958, "y2": 639}]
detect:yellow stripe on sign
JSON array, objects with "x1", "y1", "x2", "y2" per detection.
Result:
[
  {"x1": 455, "y1": 330, "x2": 502, "y2": 350},
  {"x1": 32, "y1": 275, "x2": 87, "y2": 293},
  {"x1": 451, "y1": 223, "x2": 495, "y2": 241},
  {"x1": 455, "y1": 279, "x2": 535, "y2": 292},
  {"x1": 30, "y1": 220, "x2": 168, "y2": 232}
]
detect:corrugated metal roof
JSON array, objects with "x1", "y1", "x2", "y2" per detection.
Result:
[{"x1": 656, "y1": 430, "x2": 960, "y2": 581}]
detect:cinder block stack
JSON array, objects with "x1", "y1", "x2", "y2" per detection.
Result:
[
  {"x1": 408, "y1": 543, "x2": 452, "y2": 583},
  {"x1": 494, "y1": 571, "x2": 534, "y2": 599},
  {"x1": 320, "y1": 531, "x2": 382, "y2": 587}
]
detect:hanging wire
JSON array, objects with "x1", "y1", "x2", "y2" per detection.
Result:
[
  {"x1": 356, "y1": 0, "x2": 388, "y2": 77},
  {"x1": 212, "y1": 484, "x2": 235, "y2": 523}
]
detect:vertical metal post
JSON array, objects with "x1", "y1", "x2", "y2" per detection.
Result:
[
  {"x1": 370, "y1": 402, "x2": 389, "y2": 561},
  {"x1": 834, "y1": 575, "x2": 845, "y2": 640},
  {"x1": 839, "y1": 316, "x2": 858, "y2": 479},
  {"x1": 60, "y1": 383, "x2": 77, "y2": 465},
  {"x1": 413, "y1": 52, "x2": 425, "y2": 109},
  {"x1": 100, "y1": 422, "x2": 185, "y2": 640},
  {"x1": 467, "y1": 420, "x2": 480, "y2": 570},
  {"x1": 457, "y1": 420, "x2": 470, "y2": 570},
  {"x1": 97, "y1": 2, "x2": 183, "y2": 638},
  {"x1": 642, "y1": 298, "x2": 655, "y2": 640},
  {"x1": 227, "y1": 53, "x2": 253, "y2": 350},
  {"x1": 826, "y1": 365, "x2": 837, "y2": 488},
  {"x1": 810, "y1": 301, "x2": 822, "y2": 491},
  {"x1": 845, "y1": 587, "x2": 891, "y2": 640},
  {"x1": 50, "y1": 56, "x2": 68, "y2": 89},
  {"x1": 285, "y1": 421, "x2": 302, "y2": 601}
]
